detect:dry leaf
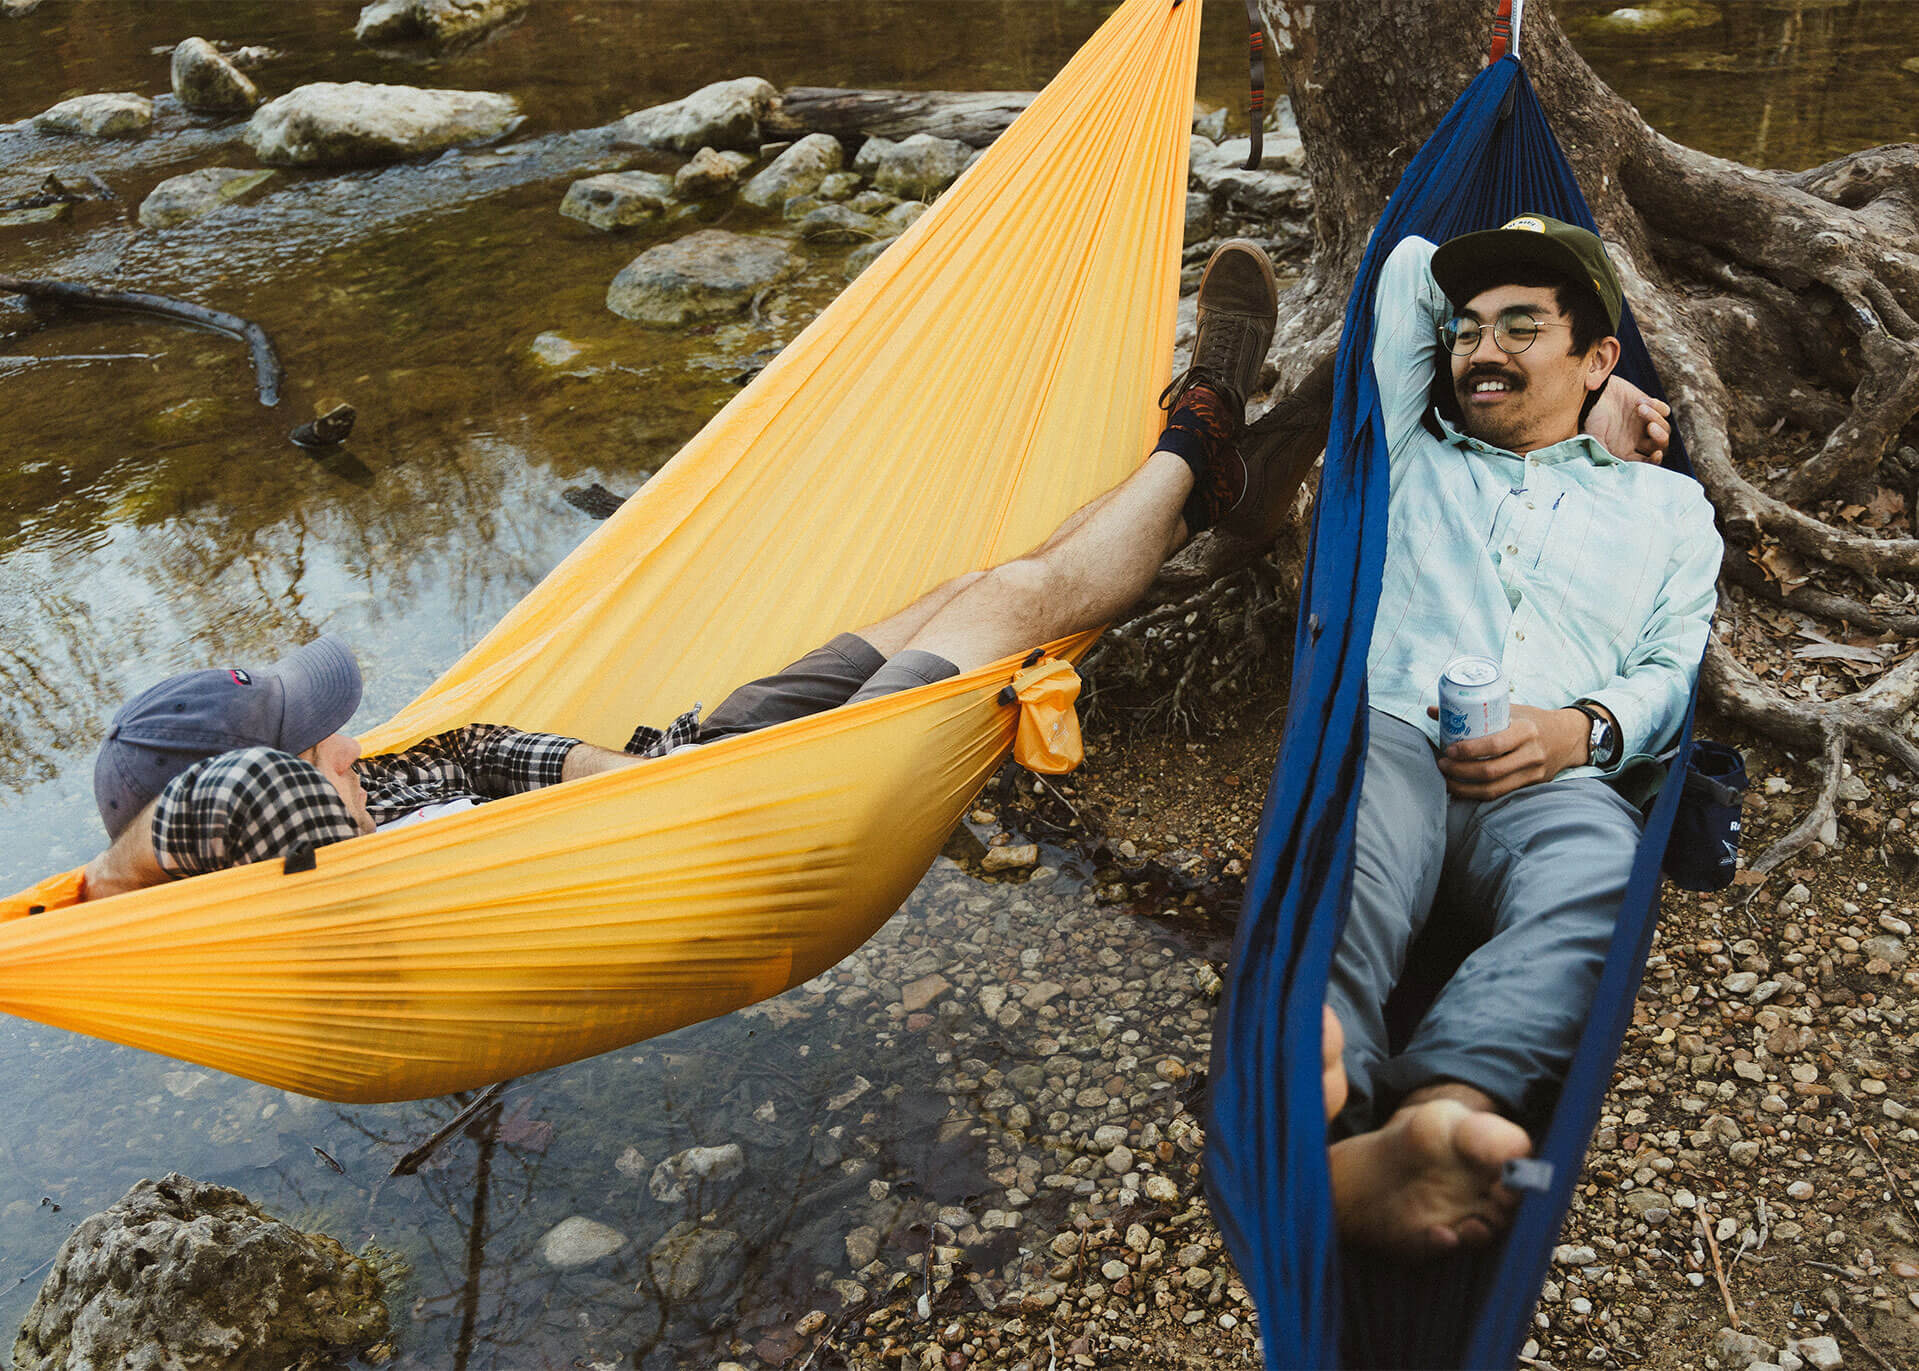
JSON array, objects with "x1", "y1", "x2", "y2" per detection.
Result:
[
  {"x1": 1793, "y1": 642, "x2": 1886, "y2": 663},
  {"x1": 1751, "y1": 541, "x2": 1811, "y2": 590},
  {"x1": 1839, "y1": 503, "x2": 1868, "y2": 521},
  {"x1": 1865, "y1": 486, "x2": 1907, "y2": 529}
]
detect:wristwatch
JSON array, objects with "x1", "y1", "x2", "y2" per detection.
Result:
[{"x1": 1571, "y1": 700, "x2": 1619, "y2": 768}]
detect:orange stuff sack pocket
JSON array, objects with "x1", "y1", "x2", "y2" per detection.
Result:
[{"x1": 1002, "y1": 655, "x2": 1083, "y2": 775}]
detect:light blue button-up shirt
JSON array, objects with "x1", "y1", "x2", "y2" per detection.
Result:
[{"x1": 1365, "y1": 236, "x2": 1721, "y2": 775}]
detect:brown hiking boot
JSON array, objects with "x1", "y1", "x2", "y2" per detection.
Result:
[
  {"x1": 1159, "y1": 241, "x2": 1281, "y2": 540},
  {"x1": 1162, "y1": 238, "x2": 1279, "y2": 415}
]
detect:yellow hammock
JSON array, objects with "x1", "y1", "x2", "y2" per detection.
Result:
[{"x1": 0, "y1": 0, "x2": 1201, "y2": 1103}]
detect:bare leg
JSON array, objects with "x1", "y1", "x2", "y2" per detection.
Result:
[
  {"x1": 892, "y1": 450, "x2": 1193, "y2": 672},
  {"x1": 1327, "y1": 1076, "x2": 1532, "y2": 1258},
  {"x1": 851, "y1": 571, "x2": 986, "y2": 658}
]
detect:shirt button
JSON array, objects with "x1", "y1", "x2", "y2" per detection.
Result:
[
  {"x1": 1505, "y1": 544, "x2": 1518, "y2": 555},
  {"x1": 1526, "y1": 501, "x2": 1536, "y2": 510},
  {"x1": 1515, "y1": 630, "x2": 1526, "y2": 641}
]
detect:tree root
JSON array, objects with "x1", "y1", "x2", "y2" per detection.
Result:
[
  {"x1": 1702, "y1": 638, "x2": 1919, "y2": 873},
  {"x1": 1719, "y1": 553, "x2": 1919, "y2": 639}
]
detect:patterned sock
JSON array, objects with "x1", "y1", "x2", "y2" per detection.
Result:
[{"x1": 1156, "y1": 382, "x2": 1244, "y2": 532}]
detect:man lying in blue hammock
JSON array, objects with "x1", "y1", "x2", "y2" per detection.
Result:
[
  {"x1": 75, "y1": 243, "x2": 1294, "y2": 903},
  {"x1": 1319, "y1": 214, "x2": 1720, "y2": 1258}
]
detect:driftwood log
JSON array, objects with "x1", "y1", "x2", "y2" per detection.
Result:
[
  {"x1": 767, "y1": 88, "x2": 1036, "y2": 149},
  {"x1": 0, "y1": 273, "x2": 283, "y2": 406}
]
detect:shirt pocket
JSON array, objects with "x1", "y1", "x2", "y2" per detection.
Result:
[{"x1": 1532, "y1": 497, "x2": 1662, "y2": 654}]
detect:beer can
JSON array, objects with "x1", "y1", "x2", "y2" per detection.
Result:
[{"x1": 1439, "y1": 655, "x2": 1509, "y2": 746}]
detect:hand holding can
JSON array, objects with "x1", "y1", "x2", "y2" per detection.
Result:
[{"x1": 1439, "y1": 655, "x2": 1509, "y2": 746}]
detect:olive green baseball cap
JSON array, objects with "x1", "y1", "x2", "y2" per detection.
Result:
[{"x1": 1431, "y1": 213, "x2": 1624, "y2": 333}]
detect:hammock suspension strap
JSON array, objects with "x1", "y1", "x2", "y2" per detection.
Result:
[
  {"x1": 1243, "y1": 0, "x2": 1266, "y2": 169},
  {"x1": 1489, "y1": 0, "x2": 1526, "y2": 64}
]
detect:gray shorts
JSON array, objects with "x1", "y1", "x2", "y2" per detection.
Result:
[
  {"x1": 1328, "y1": 710, "x2": 1645, "y2": 1131},
  {"x1": 697, "y1": 633, "x2": 958, "y2": 742}
]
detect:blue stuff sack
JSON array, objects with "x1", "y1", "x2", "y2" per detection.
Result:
[{"x1": 1663, "y1": 740, "x2": 1748, "y2": 891}]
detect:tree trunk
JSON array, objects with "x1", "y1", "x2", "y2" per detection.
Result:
[{"x1": 1230, "y1": 0, "x2": 1919, "y2": 871}]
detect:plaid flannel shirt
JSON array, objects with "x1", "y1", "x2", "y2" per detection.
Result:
[
  {"x1": 152, "y1": 723, "x2": 583, "y2": 876},
  {"x1": 149, "y1": 711, "x2": 707, "y2": 877}
]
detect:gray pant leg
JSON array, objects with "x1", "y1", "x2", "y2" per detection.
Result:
[
  {"x1": 845, "y1": 648, "x2": 959, "y2": 703},
  {"x1": 698, "y1": 633, "x2": 887, "y2": 741},
  {"x1": 1375, "y1": 777, "x2": 1644, "y2": 1121},
  {"x1": 1328, "y1": 710, "x2": 1449, "y2": 1132}
]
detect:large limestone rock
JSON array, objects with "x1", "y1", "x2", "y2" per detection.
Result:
[
  {"x1": 560, "y1": 170, "x2": 675, "y2": 231},
  {"x1": 246, "y1": 82, "x2": 520, "y2": 166},
  {"x1": 615, "y1": 77, "x2": 777, "y2": 155},
  {"x1": 606, "y1": 230, "x2": 796, "y2": 326},
  {"x1": 34, "y1": 93, "x2": 152, "y2": 138},
  {"x1": 739, "y1": 132, "x2": 843, "y2": 210},
  {"x1": 853, "y1": 132, "x2": 973, "y2": 200},
  {"x1": 11, "y1": 1173, "x2": 387, "y2": 1371},
  {"x1": 355, "y1": 0, "x2": 529, "y2": 47},
  {"x1": 138, "y1": 167, "x2": 277, "y2": 228},
  {"x1": 170, "y1": 37, "x2": 260, "y2": 112}
]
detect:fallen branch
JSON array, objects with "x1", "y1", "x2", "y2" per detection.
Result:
[
  {"x1": 1697, "y1": 1208, "x2": 1739, "y2": 1331},
  {"x1": 0, "y1": 273, "x2": 282, "y2": 406},
  {"x1": 1858, "y1": 1126, "x2": 1919, "y2": 1234},
  {"x1": 0, "y1": 352, "x2": 158, "y2": 365},
  {"x1": 388, "y1": 1080, "x2": 511, "y2": 1176},
  {"x1": 1822, "y1": 1287, "x2": 1900, "y2": 1371}
]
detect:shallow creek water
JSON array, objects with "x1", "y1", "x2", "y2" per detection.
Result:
[{"x1": 2, "y1": 2, "x2": 1918, "y2": 1367}]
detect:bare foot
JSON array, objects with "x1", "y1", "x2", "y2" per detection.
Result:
[
  {"x1": 1322, "y1": 1005, "x2": 1349, "y2": 1122},
  {"x1": 1329, "y1": 1097, "x2": 1532, "y2": 1258}
]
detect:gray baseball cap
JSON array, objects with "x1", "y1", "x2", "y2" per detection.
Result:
[{"x1": 93, "y1": 635, "x2": 363, "y2": 839}]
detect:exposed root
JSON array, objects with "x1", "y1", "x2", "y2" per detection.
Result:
[
  {"x1": 1702, "y1": 639, "x2": 1919, "y2": 872},
  {"x1": 1719, "y1": 553, "x2": 1919, "y2": 640}
]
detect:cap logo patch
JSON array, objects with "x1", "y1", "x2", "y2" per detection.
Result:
[
  {"x1": 1501, "y1": 215, "x2": 1546, "y2": 233},
  {"x1": 228, "y1": 668, "x2": 252, "y2": 686}
]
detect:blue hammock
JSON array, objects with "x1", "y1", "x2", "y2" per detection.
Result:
[{"x1": 1205, "y1": 56, "x2": 1703, "y2": 1370}]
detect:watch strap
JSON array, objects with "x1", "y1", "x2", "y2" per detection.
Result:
[{"x1": 1571, "y1": 700, "x2": 1617, "y2": 767}]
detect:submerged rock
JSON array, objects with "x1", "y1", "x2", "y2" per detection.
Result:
[
  {"x1": 138, "y1": 166, "x2": 276, "y2": 228},
  {"x1": 11, "y1": 1173, "x2": 387, "y2": 1371},
  {"x1": 853, "y1": 132, "x2": 972, "y2": 200},
  {"x1": 245, "y1": 82, "x2": 520, "y2": 167},
  {"x1": 673, "y1": 146, "x2": 752, "y2": 200},
  {"x1": 34, "y1": 93, "x2": 153, "y2": 138},
  {"x1": 606, "y1": 230, "x2": 796, "y2": 326},
  {"x1": 171, "y1": 36, "x2": 260, "y2": 112},
  {"x1": 539, "y1": 1215, "x2": 626, "y2": 1270},
  {"x1": 647, "y1": 1222, "x2": 746, "y2": 1306},
  {"x1": 560, "y1": 170, "x2": 675, "y2": 231},
  {"x1": 649, "y1": 1143, "x2": 745, "y2": 1202},
  {"x1": 615, "y1": 77, "x2": 777, "y2": 155},
  {"x1": 740, "y1": 132, "x2": 844, "y2": 210},
  {"x1": 356, "y1": 0, "x2": 529, "y2": 47}
]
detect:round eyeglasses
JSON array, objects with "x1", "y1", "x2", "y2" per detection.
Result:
[{"x1": 1440, "y1": 310, "x2": 1571, "y2": 356}]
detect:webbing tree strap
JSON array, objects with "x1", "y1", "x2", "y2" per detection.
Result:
[
  {"x1": 1489, "y1": 0, "x2": 1526, "y2": 64},
  {"x1": 1243, "y1": 0, "x2": 1266, "y2": 169}
]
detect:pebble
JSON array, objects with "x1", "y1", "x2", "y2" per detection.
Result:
[
  {"x1": 1880, "y1": 912, "x2": 1912, "y2": 936},
  {"x1": 648, "y1": 1143, "x2": 744, "y2": 1202},
  {"x1": 1786, "y1": 1180, "x2": 1814, "y2": 1200},
  {"x1": 1722, "y1": 972, "x2": 1760, "y2": 994}
]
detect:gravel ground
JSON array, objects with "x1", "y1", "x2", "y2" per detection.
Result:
[{"x1": 744, "y1": 682, "x2": 1919, "y2": 1371}]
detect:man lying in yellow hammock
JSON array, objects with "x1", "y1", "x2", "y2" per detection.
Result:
[{"x1": 79, "y1": 243, "x2": 1282, "y2": 903}]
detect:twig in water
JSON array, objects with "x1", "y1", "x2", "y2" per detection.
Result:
[
  {"x1": 1698, "y1": 1209, "x2": 1739, "y2": 1330},
  {"x1": 1859, "y1": 1126, "x2": 1919, "y2": 1232},
  {"x1": 10, "y1": 1253, "x2": 55, "y2": 1291},
  {"x1": 389, "y1": 1080, "x2": 511, "y2": 1176},
  {"x1": 0, "y1": 273, "x2": 283, "y2": 405},
  {"x1": 0, "y1": 352, "x2": 159, "y2": 365},
  {"x1": 1823, "y1": 1287, "x2": 1900, "y2": 1371}
]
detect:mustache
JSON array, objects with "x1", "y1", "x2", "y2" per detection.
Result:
[{"x1": 1459, "y1": 365, "x2": 1524, "y2": 390}]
